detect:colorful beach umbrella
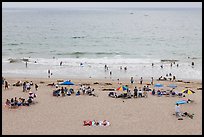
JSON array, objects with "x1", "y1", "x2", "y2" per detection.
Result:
[
  {"x1": 116, "y1": 86, "x2": 128, "y2": 91},
  {"x1": 168, "y1": 84, "x2": 177, "y2": 89},
  {"x1": 182, "y1": 89, "x2": 195, "y2": 95},
  {"x1": 154, "y1": 83, "x2": 163, "y2": 88}
]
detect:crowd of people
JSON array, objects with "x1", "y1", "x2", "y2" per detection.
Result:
[
  {"x1": 53, "y1": 85, "x2": 97, "y2": 97},
  {"x1": 5, "y1": 91, "x2": 37, "y2": 109}
]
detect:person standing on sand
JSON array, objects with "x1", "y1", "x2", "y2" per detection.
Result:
[
  {"x1": 105, "y1": 64, "x2": 107, "y2": 70},
  {"x1": 48, "y1": 69, "x2": 51, "y2": 78},
  {"x1": 26, "y1": 61, "x2": 28, "y2": 68},
  {"x1": 152, "y1": 63, "x2": 154, "y2": 67},
  {"x1": 2, "y1": 77, "x2": 4, "y2": 85},
  {"x1": 130, "y1": 77, "x2": 134, "y2": 84},
  {"x1": 5, "y1": 80, "x2": 9, "y2": 89},
  {"x1": 60, "y1": 61, "x2": 63, "y2": 66},
  {"x1": 175, "y1": 103, "x2": 181, "y2": 117},
  {"x1": 35, "y1": 84, "x2": 38, "y2": 91},
  {"x1": 151, "y1": 77, "x2": 154, "y2": 85},
  {"x1": 140, "y1": 77, "x2": 143, "y2": 84},
  {"x1": 133, "y1": 87, "x2": 138, "y2": 98},
  {"x1": 192, "y1": 62, "x2": 194, "y2": 67}
]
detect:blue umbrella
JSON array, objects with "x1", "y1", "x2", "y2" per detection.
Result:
[
  {"x1": 59, "y1": 80, "x2": 75, "y2": 85},
  {"x1": 154, "y1": 83, "x2": 163, "y2": 88},
  {"x1": 168, "y1": 84, "x2": 177, "y2": 89}
]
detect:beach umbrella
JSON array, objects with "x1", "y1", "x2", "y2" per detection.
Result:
[
  {"x1": 116, "y1": 86, "x2": 128, "y2": 91},
  {"x1": 168, "y1": 84, "x2": 177, "y2": 89},
  {"x1": 182, "y1": 89, "x2": 195, "y2": 95},
  {"x1": 154, "y1": 83, "x2": 163, "y2": 88},
  {"x1": 59, "y1": 80, "x2": 75, "y2": 85}
]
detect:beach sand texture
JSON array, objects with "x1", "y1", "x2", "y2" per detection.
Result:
[{"x1": 2, "y1": 77, "x2": 202, "y2": 135}]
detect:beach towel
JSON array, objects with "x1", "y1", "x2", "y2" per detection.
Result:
[
  {"x1": 176, "y1": 100, "x2": 187, "y2": 104},
  {"x1": 83, "y1": 120, "x2": 110, "y2": 126}
]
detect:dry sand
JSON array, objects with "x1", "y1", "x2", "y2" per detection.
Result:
[{"x1": 2, "y1": 77, "x2": 202, "y2": 135}]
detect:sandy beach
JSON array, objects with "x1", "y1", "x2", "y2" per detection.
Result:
[{"x1": 2, "y1": 76, "x2": 202, "y2": 135}]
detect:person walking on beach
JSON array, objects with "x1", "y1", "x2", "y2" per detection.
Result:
[
  {"x1": 48, "y1": 69, "x2": 51, "y2": 78},
  {"x1": 140, "y1": 77, "x2": 143, "y2": 84},
  {"x1": 5, "y1": 80, "x2": 9, "y2": 89},
  {"x1": 152, "y1": 63, "x2": 154, "y2": 67},
  {"x1": 173, "y1": 76, "x2": 176, "y2": 81},
  {"x1": 175, "y1": 103, "x2": 181, "y2": 117},
  {"x1": 60, "y1": 61, "x2": 63, "y2": 66},
  {"x1": 192, "y1": 62, "x2": 194, "y2": 67},
  {"x1": 130, "y1": 77, "x2": 134, "y2": 84},
  {"x1": 35, "y1": 84, "x2": 38, "y2": 91},
  {"x1": 151, "y1": 77, "x2": 154, "y2": 85},
  {"x1": 26, "y1": 61, "x2": 28, "y2": 68},
  {"x1": 105, "y1": 64, "x2": 107, "y2": 70}
]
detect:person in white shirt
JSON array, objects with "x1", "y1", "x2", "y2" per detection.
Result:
[{"x1": 175, "y1": 103, "x2": 181, "y2": 117}]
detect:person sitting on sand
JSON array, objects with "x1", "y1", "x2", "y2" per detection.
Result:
[
  {"x1": 157, "y1": 90, "x2": 162, "y2": 96},
  {"x1": 5, "y1": 99, "x2": 11, "y2": 106},
  {"x1": 171, "y1": 91, "x2": 176, "y2": 96},
  {"x1": 101, "y1": 120, "x2": 110, "y2": 126},
  {"x1": 76, "y1": 90, "x2": 80, "y2": 96},
  {"x1": 10, "y1": 98, "x2": 15, "y2": 108},
  {"x1": 152, "y1": 89, "x2": 155, "y2": 95},
  {"x1": 143, "y1": 90, "x2": 148, "y2": 98},
  {"x1": 182, "y1": 112, "x2": 194, "y2": 119},
  {"x1": 14, "y1": 97, "x2": 18, "y2": 106},
  {"x1": 27, "y1": 97, "x2": 33, "y2": 104},
  {"x1": 69, "y1": 88, "x2": 74, "y2": 94},
  {"x1": 67, "y1": 91, "x2": 71, "y2": 96}
]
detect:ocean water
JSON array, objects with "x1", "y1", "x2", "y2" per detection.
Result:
[{"x1": 2, "y1": 8, "x2": 202, "y2": 81}]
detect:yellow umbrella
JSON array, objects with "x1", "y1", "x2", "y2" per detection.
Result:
[{"x1": 182, "y1": 89, "x2": 195, "y2": 95}]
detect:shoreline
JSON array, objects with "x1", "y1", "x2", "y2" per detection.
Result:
[{"x1": 2, "y1": 74, "x2": 202, "y2": 84}]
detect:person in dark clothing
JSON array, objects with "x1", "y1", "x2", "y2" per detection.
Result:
[{"x1": 133, "y1": 87, "x2": 138, "y2": 98}]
